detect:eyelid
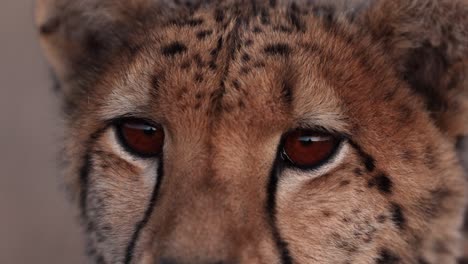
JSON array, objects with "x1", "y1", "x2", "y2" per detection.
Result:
[
  {"x1": 123, "y1": 122, "x2": 156, "y2": 130},
  {"x1": 291, "y1": 124, "x2": 345, "y2": 139},
  {"x1": 298, "y1": 135, "x2": 331, "y2": 142},
  {"x1": 108, "y1": 115, "x2": 161, "y2": 128}
]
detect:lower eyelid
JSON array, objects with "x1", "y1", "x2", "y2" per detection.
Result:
[{"x1": 284, "y1": 141, "x2": 349, "y2": 174}]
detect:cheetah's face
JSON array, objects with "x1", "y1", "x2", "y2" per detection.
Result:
[{"x1": 36, "y1": 0, "x2": 468, "y2": 263}]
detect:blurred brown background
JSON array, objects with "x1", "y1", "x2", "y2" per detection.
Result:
[
  {"x1": 0, "y1": 1, "x2": 467, "y2": 264},
  {"x1": 0, "y1": 1, "x2": 86, "y2": 263}
]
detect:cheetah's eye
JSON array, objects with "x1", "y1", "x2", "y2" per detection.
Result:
[
  {"x1": 115, "y1": 119, "x2": 165, "y2": 158},
  {"x1": 281, "y1": 129, "x2": 342, "y2": 169}
]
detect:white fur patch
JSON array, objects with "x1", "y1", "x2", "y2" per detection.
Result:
[{"x1": 277, "y1": 142, "x2": 350, "y2": 201}]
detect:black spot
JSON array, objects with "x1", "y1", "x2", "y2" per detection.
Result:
[
  {"x1": 340, "y1": 180, "x2": 351, "y2": 187},
  {"x1": 290, "y1": 2, "x2": 299, "y2": 12},
  {"x1": 458, "y1": 258, "x2": 468, "y2": 264},
  {"x1": 390, "y1": 203, "x2": 405, "y2": 230},
  {"x1": 260, "y1": 9, "x2": 271, "y2": 25},
  {"x1": 322, "y1": 210, "x2": 333, "y2": 217},
  {"x1": 196, "y1": 29, "x2": 213, "y2": 40},
  {"x1": 264, "y1": 43, "x2": 291, "y2": 56},
  {"x1": 209, "y1": 61, "x2": 218, "y2": 70},
  {"x1": 184, "y1": 18, "x2": 204, "y2": 27},
  {"x1": 194, "y1": 73, "x2": 204, "y2": 83},
  {"x1": 364, "y1": 157, "x2": 376, "y2": 172},
  {"x1": 269, "y1": 0, "x2": 277, "y2": 8},
  {"x1": 376, "y1": 249, "x2": 400, "y2": 264},
  {"x1": 161, "y1": 42, "x2": 187, "y2": 56},
  {"x1": 253, "y1": 26, "x2": 263, "y2": 33},
  {"x1": 242, "y1": 53, "x2": 251, "y2": 62},
  {"x1": 214, "y1": 8, "x2": 225, "y2": 23},
  {"x1": 245, "y1": 39, "x2": 254, "y2": 46},
  {"x1": 368, "y1": 173, "x2": 393, "y2": 194},
  {"x1": 240, "y1": 66, "x2": 251, "y2": 75}
]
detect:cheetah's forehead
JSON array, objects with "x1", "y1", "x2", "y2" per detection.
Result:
[{"x1": 99, "y1": 4, "x2": 352, "y2": 134}]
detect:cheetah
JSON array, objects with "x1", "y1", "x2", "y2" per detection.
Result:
[{"x1": 36, "y1": 0, "x2": 468, "y2": 263}]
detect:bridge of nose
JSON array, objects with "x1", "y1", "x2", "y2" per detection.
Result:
[{"x1": 144, "y1": 127, "x2": 281, "y2": 263}]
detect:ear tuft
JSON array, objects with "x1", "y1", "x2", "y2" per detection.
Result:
[
  {"x1": 362, "y1": 0, "x2": 468, "y2": 138},
  {"x1": 35, "y1": 0, "x2": 168, "y2": 100}
]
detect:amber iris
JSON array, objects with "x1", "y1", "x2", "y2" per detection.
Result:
[
  {"x1": 117, "y1": 120, "x2": 164, "y2": 157},
  {"x1": 283, "y1": 129, "x2": 339, "y2": 168}
]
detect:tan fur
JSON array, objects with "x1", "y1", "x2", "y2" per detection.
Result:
[{"x1": 36, "y1": 0, "x2": 468, "y2": 263}]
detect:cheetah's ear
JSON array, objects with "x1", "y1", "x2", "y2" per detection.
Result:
[
  {"x1": 362, "y1": 0, "x2": 468, "y2": 139},
  {"x1": 35, "y1": 0, "x2": 167, "y2": 101}
]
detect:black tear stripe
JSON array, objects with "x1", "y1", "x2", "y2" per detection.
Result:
[
  {"x1": 80, "y1": 127, "x2": 110, "y2": 224},
  {"x1": 267, "y1": 157, "x2": 294, "y2": 264},
  {"x1": 347, "y1": 139, "x2": 376, "y2": 172},
  {"x1": 124, "y1": 157, "x2": 165, "y2": 264},
  {"x1": 78, "y1": 126, "x2": 114, "y2": 263},
  {"x1": 80, "y1": 153, "x2": 93, "y2": 225}
]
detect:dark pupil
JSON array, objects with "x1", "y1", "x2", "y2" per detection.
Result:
[{"x1": 143, "y1": 127, "x2": 156, "y2": 136}]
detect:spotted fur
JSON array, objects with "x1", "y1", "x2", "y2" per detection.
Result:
[{"x1": 36, "y1": 0, "x2": 468, "y2": 263}]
